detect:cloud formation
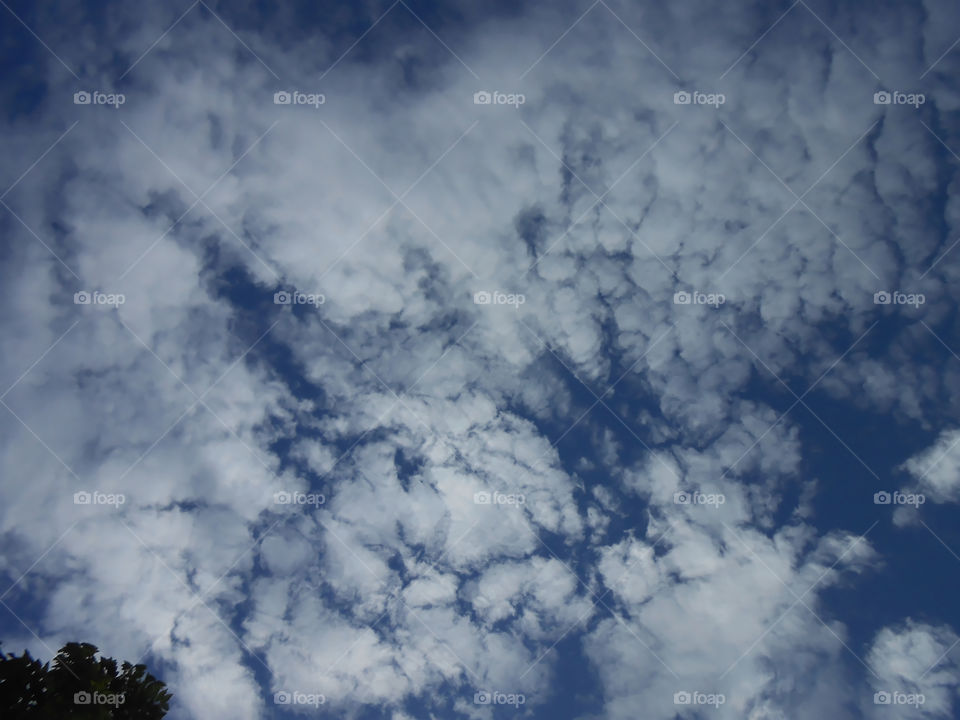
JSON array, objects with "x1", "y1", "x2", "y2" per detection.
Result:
[{"x1": 1, "y1": 0, "x2": 959, "y2": 718}]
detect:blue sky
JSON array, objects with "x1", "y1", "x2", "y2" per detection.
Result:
[{"x1": 1, "y1": 0, "x2": 960, "y2": 718}]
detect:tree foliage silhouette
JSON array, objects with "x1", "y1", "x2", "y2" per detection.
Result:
[{"x1": 0, "y1": 641, "x2": 171, "y2": 718}]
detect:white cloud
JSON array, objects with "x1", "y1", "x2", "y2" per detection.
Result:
[
  {"x1": 866, "y1": 621, "x2": 960, "y2": 719},
  {"x1": 901, "y1": 428, "x2": 960, "y2": 503}
]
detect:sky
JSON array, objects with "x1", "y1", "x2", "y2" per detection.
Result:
[{"x1": 1, "y1": 0, "x2": 960, "y2": 718}]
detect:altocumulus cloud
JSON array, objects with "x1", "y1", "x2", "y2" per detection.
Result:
[{"x1": 1, "y1": 0, "x2": 960, "y2": 718}]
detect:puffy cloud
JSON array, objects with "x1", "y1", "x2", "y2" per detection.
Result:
[
  {"x1": 586, "y1": 518, "x2": 879, "y2": 719},
  {"x1": 866, "y1": 621, "x2": 960, "y2": 718},
  {"x1": 901, "y1": 428, "x2": 960, "y2": 503}
]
